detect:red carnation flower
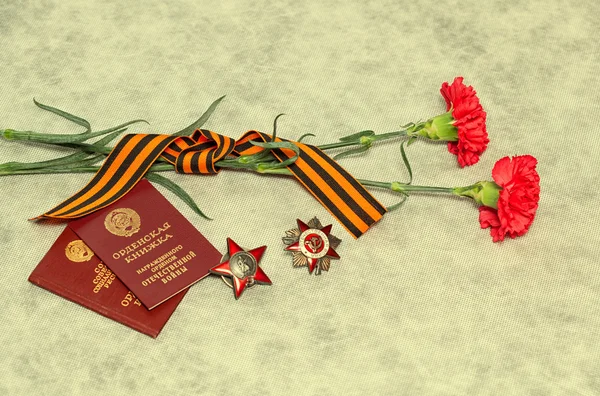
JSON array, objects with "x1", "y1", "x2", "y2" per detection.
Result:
[
  {"x1": 478, "y1": 155, "x2": 540, "y2": 242},
  {"x1": 441, "y1": 77, "x2": 489, "y2": 167}
]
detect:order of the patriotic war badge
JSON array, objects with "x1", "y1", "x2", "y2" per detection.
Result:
[{"x1": 282, "y1": 217, "x2": 341, "y2": 275}]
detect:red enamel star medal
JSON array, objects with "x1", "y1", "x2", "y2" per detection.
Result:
[
  {"x1": 282, "y1": 217, "x2": 341, "y2": 275},
  {"x1": 210, "y1": 238, "x2": 271, "y2": 299}
]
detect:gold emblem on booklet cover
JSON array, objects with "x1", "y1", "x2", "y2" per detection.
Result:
[
  {"x1": 104, "y1": 208, "x2": 141, "y2": 237},
  {"x1": 65, "y1": 240, "x2": 94, "y2": 262}
]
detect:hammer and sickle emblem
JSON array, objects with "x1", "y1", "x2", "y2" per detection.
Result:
[{"x1": 306, "y1": 236, "x2": 323, "y2": 252}]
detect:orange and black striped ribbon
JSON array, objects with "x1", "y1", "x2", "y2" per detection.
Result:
[{"x1": 37, "y1": 129, "x2": 386, "y2": 238}]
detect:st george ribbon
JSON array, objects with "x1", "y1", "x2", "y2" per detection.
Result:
[{"x1": 35, "y1": 129, "x2": 387, "y2": 239}]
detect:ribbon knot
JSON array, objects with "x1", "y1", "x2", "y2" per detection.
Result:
[{"x1": 162, "y1": 129, "x2": 237, "y2": 175}]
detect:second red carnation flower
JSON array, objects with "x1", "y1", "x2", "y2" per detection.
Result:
[{"x1": 407, "y1": 76, "x2": 489, "y2": 167}]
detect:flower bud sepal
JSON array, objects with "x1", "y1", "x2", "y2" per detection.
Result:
[
  {"x1": 409, "y1": 111, "x2": 458, "y2": 142},
  {"x1": 453, "y1": 181, "x2": 502, "y2": 209}
]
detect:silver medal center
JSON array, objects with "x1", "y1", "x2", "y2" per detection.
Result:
[
  {"x1": 229, "y1": 252, "x2": 257, "y2": 279},
  {"x1": 299, "y1": 229, "x2": 330, "y2": 259}
]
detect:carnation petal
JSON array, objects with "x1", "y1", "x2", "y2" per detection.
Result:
[
  {"x1": 478, "y1": 206, "x2": 501, "y2": 228},
  {"x1": 479, "y1": 207, "x2": 504, "y2": 242},
  {"x1": 447, "y1": 141, "x2": 459, "y2": 155},
  {"x1": 491, "y1": 156, "x2": 514, "y2": 186}
]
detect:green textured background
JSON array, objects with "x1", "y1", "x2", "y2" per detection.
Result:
[{"x1": 1, "y1": 1, "x2": 599, "y2": 395}]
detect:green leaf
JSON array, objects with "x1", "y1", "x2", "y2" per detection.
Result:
[
  {"x1": 338, "y1": 130, "x2": 374, "y2": 142},
  {"x1": 93, "y1": 128, "x2": 128, "y2": 146},
  {"x1": 271, "y1": 113, "x2": 285, "y2": 141},
  {"x1": 34, "y1": 98, "x2": 91, "y2": 131},
  {"x1": 386, "y1": 192, "x2": 409, "y2": 211},
  {"x1": 332, "y1": 144, "x2": 369, "y2": 160},
  {"x1": 171, "y1": 95, "x2": 226, "y2": 136},
  {"x1": 297, "y1": 133, "x2": 316, "y2": 142},
  {"x1": 407, "y1": 136, "x2": 417, "y2": 146},
  {"x1": 62, "y1": 118, "x2": 146, "y2": 143},
  {"x1": 145, "y1": 173, "x2": 211, "y2": 220},
  {"x1": 92, "y1": 119, "x2": 148, "y2": 137},
  {"x1": 400, "y1": 141, "x2": 413, "y2": 185}
]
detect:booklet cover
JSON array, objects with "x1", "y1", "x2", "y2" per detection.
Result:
[
  {"x1": 69, "y1": 179, "x2": 222, "y2": 309},
  {"x1": 29, "y1": 227, "x2": 187, "y2": 338}
]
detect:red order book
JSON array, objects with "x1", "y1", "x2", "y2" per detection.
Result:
[
  {"x1": 69, "y1": 179, "x2": 222, "y2": 310},
  {"x1": 29, "y1": 227, "x2": 186, "y2": 338}
]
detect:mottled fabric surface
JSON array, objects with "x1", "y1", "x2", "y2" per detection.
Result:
[{"x1": 1, "y1": 1, "x2": 599, "y2": 395}]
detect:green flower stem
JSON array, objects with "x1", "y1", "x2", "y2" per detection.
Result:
[
  {"x1": 317, "y1": 140, "x2": 366, "y2": 150},
  {"x1": 0, "y1": 159, "x2": 455, "y2": 197},
  {"x1": 318, "y1": 130, "x2": 407, "y2": 150},
  {"x1": 65, "y1": 129, "x2": 407, "y2": 153},
  {"x1": 2, "y1": 128, "x2": 409, "y2": 155},
  {"x1": 0, "y1": 166, "x2": 100, "y2": 176},
  {"x1": 0, "y1": 163, "x2": 175, "y2": 176},
  {"x1": 0, "y1": 153, "x2": 96, "y2": 172},
  {"x1": 371, "y1": 130, "x2": 410, "y2": 141},
  {"x1": 357, "y1": 179, "x2": 455, "y2": 194},
  {"x1": 390, "y1": 183, "x2": 455, "y2": 194},
  {"x1": 60, "y1": 142, "x2": 112, "y2": 155},
  {"x1": 57, "y1": 141, "x2": 172, "y2": 164},
  {"x1": 1, "y1": 119, "x2": 147, "y2": 144}
]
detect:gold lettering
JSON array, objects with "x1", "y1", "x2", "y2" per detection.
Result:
[
  {"x1": 120, "y1": 291, "x2": 141, "y2": 307},
  {"x1": 112, "y1": 223, "x2": 176, "y2": 260},
  {"x1": 121, "y1": 291, "x2": 133, "y2": 306},
  {"x1": 92, "y1": 263, "x2": 115, "y2": 293},
  {"x1": 158, "y1": 265, "x2": 188, "y2": 285}
]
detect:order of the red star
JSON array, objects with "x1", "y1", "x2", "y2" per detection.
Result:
[{"x1": 210, "y1": 238, "x2": 271, "y2": 299}]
